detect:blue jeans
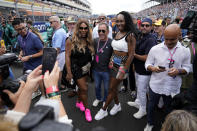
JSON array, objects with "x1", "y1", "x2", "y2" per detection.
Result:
[
  {"x1": 147, "y1": 88, "x2": 172, "y2": 125},
  {"x1": 93, "y1": 70, "x2": 110, "y2": 102}
]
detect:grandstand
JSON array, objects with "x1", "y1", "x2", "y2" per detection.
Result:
[
  {"x1": 0, "y1": 0, "x2": 92, "y2": 21},
  {"x1": 136, "y1": 0, "x2": 196, "y2": 19}
]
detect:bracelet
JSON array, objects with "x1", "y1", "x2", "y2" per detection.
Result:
[
  {"x1": 49, "y1": 95, "x2": 61, "y2": 100},
  {"x1": 46, "y1": 85, "x2": 59, "y2": 95},
  {"x1": 119, "y1": 66, "x2": 127, "y2": 73},
  {"x1": 119, "y1": 69, "x2": 125, "y2": 74},
  {"x1": 47, "y1": 92, "x2": 60, "y2": 98}
]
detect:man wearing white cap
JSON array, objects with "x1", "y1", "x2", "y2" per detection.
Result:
[{"x1": 92, "y1": 14, "x2": 112, "y2": 39}]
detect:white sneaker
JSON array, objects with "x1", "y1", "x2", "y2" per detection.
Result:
[
  {"x1": 95, "y1": 108, "x2": 108, "y2": 120},
  {"x1": 110, "y1": 103, "x2": 121, "y2": 115},
  {"x1": 144, "y1": 123, "x2": 153, "y2": 131},
  {"x1": 92, "y1": 99, "x2": 101, "y2": 107},
  {"x1": 127, "y1": 101, "x2": 139, "y2": 109},
  {"x1": 133, "y1": 109, "x2": 147, "y2": 119}
]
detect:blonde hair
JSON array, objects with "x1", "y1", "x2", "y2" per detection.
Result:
[
  {"x1": 71, "y1": 19, "x2": 94, "y2": 55},
  {"x1": 161, "y1": 110, "x2": 197, "y2": 131},
  {"x1": 49, "y1": 16, "x2": 60, "y2": 23}
]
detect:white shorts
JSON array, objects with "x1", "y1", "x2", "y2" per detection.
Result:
[{"x1": 56, "y1": 51, "x2": 65, "y2": 71}]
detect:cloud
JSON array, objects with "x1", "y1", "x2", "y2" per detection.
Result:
[{"x1": 88, "y1": 0, "x2": 159, "y2": 15}]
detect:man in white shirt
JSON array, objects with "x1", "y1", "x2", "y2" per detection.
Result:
[
  {"x1": 144, "y1": 24, "x2": 191, "y2": 131},
  {"x1": 92, "y1": 14, "x2": 112, "y2": 39}
]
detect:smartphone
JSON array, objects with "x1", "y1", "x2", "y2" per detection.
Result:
[
  {"x1": 158, "y1": 66, "x2": 165, "y2": 69},
  {"x1": 42, "y1": 48, "x2": 57, "y2": 74}
]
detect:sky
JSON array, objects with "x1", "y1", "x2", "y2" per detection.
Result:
[{"x1": 87, "y1": 0, "x2": 159, "y2": 15}]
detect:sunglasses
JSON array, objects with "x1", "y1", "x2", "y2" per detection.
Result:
[
  {"x1": 79, "y1": 27, "x2": 88, "y2": 30},
  {"x1": 16, "y1": 26, "x2": 26, "y2": 32},
  {"x1": 50, "y1": 21, "x2": 57, "y2": 24},
  {"x1": 141, "y1": 24, "x2": 150, "y2": 27},
  {"x1": 98, "y1": 30, "x2": 106, "y2": 33},
  {"x1": 100, "y1": 18, "x2": 105, "y2": 20}
]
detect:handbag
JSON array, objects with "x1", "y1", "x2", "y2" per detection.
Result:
[{"x1": 81, "y1": 62, "x2": 91, "y2": 75}]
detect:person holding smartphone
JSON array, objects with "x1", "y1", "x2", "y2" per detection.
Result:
[
  {"x1": 65, "y1": 19, "x2": 94, "y2": 122},
  {"x1": 144, "y1": 24, "x2": 191, "y2": 131}
]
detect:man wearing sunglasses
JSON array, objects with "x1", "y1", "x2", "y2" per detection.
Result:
[
  {"x1": 92, "y1": 14, "x2": 112, "y2": 39},
  {"x1": 128, "y1": 18, "x2": 157, "y2": 120},
  {"x1": 49, "y1": 16, "x2": 67, "y2": 88},
  {"x1": 12, "y1": 18, "x2": 43, "y2": 73},
  {"x1": 92, "y1": 23, "x2": 112, "y2": 107},
  {"x1": 144, "y1": 24, "x2": 191, "y2": 131}
]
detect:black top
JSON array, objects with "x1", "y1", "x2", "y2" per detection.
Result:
[
  {"x1": 92, "y1": 38, "x2": 113, "y2": 72},
  {"x1": 71, "y1": 45, "x2": 92, "y2": 68},
  {"x1": 134, "y1": 33, "x2": 157, "y2": 75}
]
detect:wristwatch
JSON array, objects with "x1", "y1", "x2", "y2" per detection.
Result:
[{"x1": 29, "y1": 55, "x2": 33, "y2": 58}]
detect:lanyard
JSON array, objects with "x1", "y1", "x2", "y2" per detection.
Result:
[
  {"x1": 192, "y1": 42, "x2": 196, "y2": 56},
  {"x1": 97, "y1": 38, "x2": 108, "y2": 53},
  {"x1": 168, "y1": 47, "x2": 177, "y2": 62}
]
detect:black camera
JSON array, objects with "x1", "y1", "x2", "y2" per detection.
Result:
[
  {"x1": 0, "y1": 73, "x2": 28, "y2": 107},
  {"x1": 0, "y1": 53, "x2": 17, "y2": 80},
  {"x1": 19, "y1": 105, "x2": 73, "y2": 131},
  {"x1": 0, "y1": 53, "x2": 18, "y2": 107}
]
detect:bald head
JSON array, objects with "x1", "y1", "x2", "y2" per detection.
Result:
[
  {"x1": 164, "y1": 24, "x2": 181, "y2": 49},
  {"x1": 164, "y1": 24, "x2": 181, "y2": 38}
]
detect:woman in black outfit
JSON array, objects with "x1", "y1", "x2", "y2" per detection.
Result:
[{"x1": 65, "y1": 19, "x2": 94, "y2": 122}]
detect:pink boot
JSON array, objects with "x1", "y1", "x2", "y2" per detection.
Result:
[
  {"x1": 76, "y1": 101, "x2": 85, "y2": 112},
  {"x1": 85, "y1": 109, "x2": 92, "y2": 122}
]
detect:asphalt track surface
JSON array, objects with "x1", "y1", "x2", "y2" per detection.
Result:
[{"x1": 11, "y1": 63, "x2": 165, "y2": 131}]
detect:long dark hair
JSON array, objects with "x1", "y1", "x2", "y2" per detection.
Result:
[{"x1": 117, "y1": 11, "x2": 138, "y2": 38}]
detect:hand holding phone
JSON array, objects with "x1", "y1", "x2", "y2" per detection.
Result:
[{"x1": 158, "y1": 66, "x2": 165, "y2": 70}]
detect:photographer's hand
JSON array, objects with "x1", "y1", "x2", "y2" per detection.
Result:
[
  {"x1": 0, "y1": 47, "x2": 6, "y2": 55},
  {"x1": 43, "y1": 62, "x2": 67, "y2": 118},
  {"x1": 13, "y1": 65, "x2": 43, "y2": 113},
  {"x1": 25, "y1": 65, "x2": 43, "y2": 91},
  {"x1": 43, "y1": 61, "x2": 60, "y2": 89},
  {"x1": 3, "y1": 81, "x2": 25, "y2": 105}
]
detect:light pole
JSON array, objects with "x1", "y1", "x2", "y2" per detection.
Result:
[
  {"x1": 14, "y1": 0, "x2": 19, "y2": 17},
  {"x1": 31, "y1": 1, "x2": 35, "y2": 22}
]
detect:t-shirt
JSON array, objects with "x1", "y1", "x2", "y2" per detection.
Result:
[
  {"x1": 92, "y1": 38, "x2": 113, "y2": 72},
  {"x1": 52, "y1": 28, "x2": 67, "y2": 52},
  {"x1": 18, "y1": 31, "x2": 43, "y2": 70},
  {"x1": 134, "y1": 33, "x2": 157, "y2": 75}
]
